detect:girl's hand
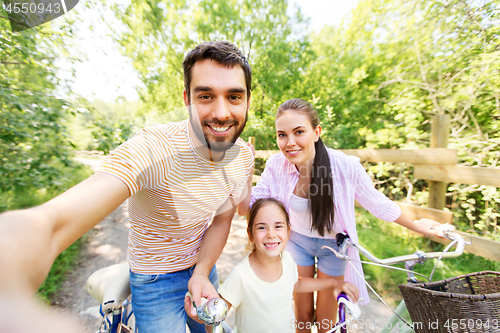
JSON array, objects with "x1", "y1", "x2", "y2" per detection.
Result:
[{"x1": 333, "y1": 281, "x2": 359, "y2": 303}]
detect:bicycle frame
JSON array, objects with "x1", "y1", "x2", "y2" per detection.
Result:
[
  {"x1": 337, "y1": 293, "x2": 348, "y2": 333},
  {"x1": 324, "y1": 292, "x2": 362, "y2": 333},
  {"x1": 87, "y1": 262, "x2": 135, "y2": 333},
  {"x1": 96, "y1": 296, "x2": 134, "y2": 333}
]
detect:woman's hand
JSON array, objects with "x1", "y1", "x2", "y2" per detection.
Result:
[
  {"x1": 412, "y1": 218, "x2": 443, "y2": 237},
  {"x1": 236, "y1": 138, "x2": 255, "y2": 216},
  {"x1": 394, "y1": 213, "x2": 444, "y2": 238}
]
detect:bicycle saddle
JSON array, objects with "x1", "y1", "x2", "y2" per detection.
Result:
[{"x1": 86, "y1": 262, "x2": 131, "y2": 312}]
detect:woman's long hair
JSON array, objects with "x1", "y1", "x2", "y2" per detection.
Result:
[{"x1": 276, "y1": 98, "x2": 334, "y2": 236}]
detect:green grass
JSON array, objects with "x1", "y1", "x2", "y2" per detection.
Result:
[
  {"x1": 355, "y1": 208, "x2": 500, "y2": 304},
  {"x1": 0, "y1": 161, "x2": 94, "y2": 303}
]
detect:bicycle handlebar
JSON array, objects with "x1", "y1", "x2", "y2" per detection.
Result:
[
  {"x1": 328, "y1": 229, "x2": 465, "y2": 266},
  {"x1": 322, "y1": 226, "x2": 467, "y2": 333}
]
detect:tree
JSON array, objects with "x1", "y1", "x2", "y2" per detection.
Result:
[
  {"x1": 0, "y1": 7, "x2": 90, "y2": 211},
  {"x1": 0, "y1": 17, "x2": 68, "y2": 193},
  {"x1": 308, "y1": 0, "x2": 500, "y2": 234},
  {"x1": 112, "y1": 0, "x2": 311, "y2": 149}
]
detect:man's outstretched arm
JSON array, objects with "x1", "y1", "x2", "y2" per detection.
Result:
[{"x1": 0, "y1": 172, "x2": 130, "y2": 293}]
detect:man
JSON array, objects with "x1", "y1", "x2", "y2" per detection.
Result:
[{"x1": 0, "y1": 41, "x2": 254, "y2": 333}]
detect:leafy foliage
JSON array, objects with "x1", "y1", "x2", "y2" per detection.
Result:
[
  {"x1": 306, "y1": 0, "x2": 500, "y2": 237},
  {"x1": 68, "y1": 99, "x2": 141, "y2": 154},
  {"x1": 0, "y1": 3, "x2": 98, "y2": 304},
  {"x1": 111, "y1": 0, "x2": 312, "y2": 150},
  {"x1": 0, "y1": 13, "x2": 81, "y2": 205}
]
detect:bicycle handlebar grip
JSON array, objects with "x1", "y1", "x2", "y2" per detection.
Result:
[{"x1": 336, "y1": 232, "x2": 350, "y2": 248}]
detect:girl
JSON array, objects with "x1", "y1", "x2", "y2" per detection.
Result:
[
  {"x1": 238, "y1": 98, "x2": 442, "y2": 333},
  {"x1": 216, "y1": 198, "x2": 358, "y2": 333}
]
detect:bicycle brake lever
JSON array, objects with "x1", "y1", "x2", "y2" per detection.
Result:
[{"x1": 321, "y1": 245, "x2": 349, "y2": 260}]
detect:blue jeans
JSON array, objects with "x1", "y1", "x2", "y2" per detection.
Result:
[{"x1": 130, "y1": 265, "x2": 219, "y2": 333}]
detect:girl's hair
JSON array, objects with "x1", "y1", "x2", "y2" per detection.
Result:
[
  {"x1": 247, "y1": 198, "x2": 290, "y2": 250},
  {"x1": 276, "y1": 98, "x2": 335, "y2": 237}
]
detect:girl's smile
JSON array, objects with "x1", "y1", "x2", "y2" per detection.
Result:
[{"x1": 264, "y1": 242, "x2": 280, "y2": 249}]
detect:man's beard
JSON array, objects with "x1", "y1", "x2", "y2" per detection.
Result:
[{"x1": 188, "y1": 107, "x2": 248, "y2": 153}]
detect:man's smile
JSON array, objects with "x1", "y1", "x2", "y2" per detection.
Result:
[{"x1": 208, "y1": 124, "x2": 233, "y2": 136}]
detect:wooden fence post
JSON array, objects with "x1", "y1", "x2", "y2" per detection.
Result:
[
  {"x1": 428, "y1": 115, "x2": 450, "y2": 210},
  {"x1": 249, "y1": 136, "x2": 255, "y2": 147}
]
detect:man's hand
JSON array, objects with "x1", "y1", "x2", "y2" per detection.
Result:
[
  {"x1": 0, "y1": 293, "x2": 83, "y2": 332},
  {"x1": 184, "y1": 274, "x2": 219, "y2": 323}
]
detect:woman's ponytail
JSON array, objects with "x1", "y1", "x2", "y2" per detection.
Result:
[{"x1": 310, "y1": 137, "x2": 334, "y2": 236}]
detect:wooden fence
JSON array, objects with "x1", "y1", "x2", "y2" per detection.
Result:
[{"x1": 249, "y1": 115, "x2": 500, "y2": 262}]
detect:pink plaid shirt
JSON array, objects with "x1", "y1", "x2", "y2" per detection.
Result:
[{"x1": 250, "y1": 148, "x2": 402, "y2": 304}]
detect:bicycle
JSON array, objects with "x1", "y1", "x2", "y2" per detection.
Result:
[
  {"x1": 86, "y1": 262, "x2": 136, "y2": 333},
  {"x1": 86, "y1": 263, "x2": 233, "y2": 333},
  {"x1": 321, "y1": 224, "x2": 500, "y2": 333}
]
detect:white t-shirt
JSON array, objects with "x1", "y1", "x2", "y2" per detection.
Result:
[
  {"x1": 218, "y1": 250, "x2": 299, "y2": 333},
  {"x1": 289, "y1": 193, "x2": 343, "y2": 239}
]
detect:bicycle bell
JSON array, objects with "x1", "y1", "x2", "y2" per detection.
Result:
[{"x1": 195, "y1": 297, "x2": 228, "y2": 323}]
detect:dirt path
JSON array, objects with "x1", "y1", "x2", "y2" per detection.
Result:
[{"x1": 53, "y1": 155, "x2": 395, "y2": 332}]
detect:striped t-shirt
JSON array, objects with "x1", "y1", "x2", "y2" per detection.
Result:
[{"x1": 98, "y1": 120, "x2": 254, "y2": 274}]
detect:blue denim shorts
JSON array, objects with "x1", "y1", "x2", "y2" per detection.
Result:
[
  {"x1": 130, "y1": 265, "x2": 219, "y2": 333},
  {"x1": 286, "y1": 231, "x2": 347, "y2": 277}
]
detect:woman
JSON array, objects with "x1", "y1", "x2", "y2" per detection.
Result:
[{"x1": 238, "y1": 98, "x2": 441, "y2": 333}]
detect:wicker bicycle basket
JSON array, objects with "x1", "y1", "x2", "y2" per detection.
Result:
[{"x1": 399, "y1": 271, "x2": 500, "y2": 333}]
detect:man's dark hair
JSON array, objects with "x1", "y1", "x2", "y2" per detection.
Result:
[{"x1": 183, "y1": 41, "x2": 251, "y2": 101}]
